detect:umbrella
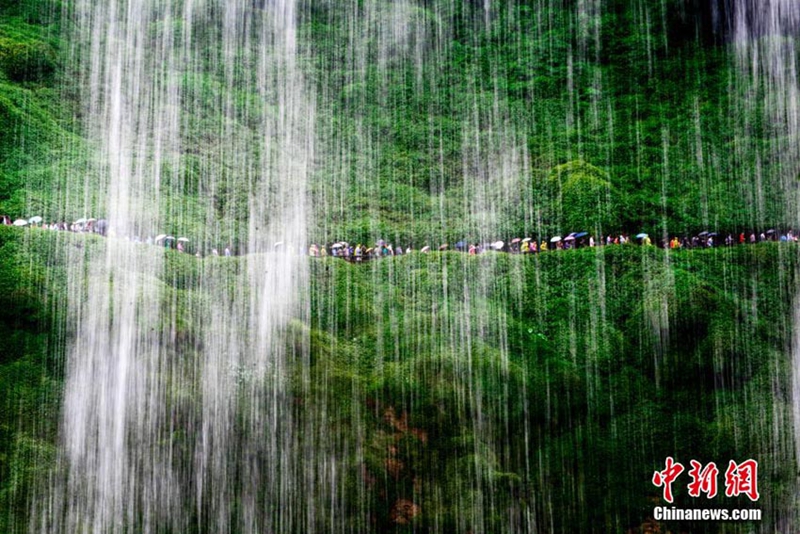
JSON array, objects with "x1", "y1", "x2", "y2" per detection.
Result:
[
  {"x1": 87, "y1": 218, "x2": 97, "y2": 223},
  {"x1": 74, "y1": 218, "x2": 87, "y2": 225},
  {"x1": 766, "y1": 229, "x2": 776, "y2": 234},
  {"x1": 574, "y1": 231, "x2": 588, "y2": 238},
  {"x1": 438, "y1": 244, "x2": 449, "y2": 251},
  {"x1": 178, "y1": 237, "x2": 190, "y2": 243},
  {"x1": 155, "y1": 234, "x2": 167, "y2": 243},
  {"x1": 698, "y1": 231, "x2": 709, "y2": 237},
  {"x1": 420, "y1": 246, "x2": 431, "y2": 253},
  {"x1": 564, "y1": 235, "x2": 576, "y2": 241},
  {"x1": 331, "y1": 243, "x2": 343, "y2": 249},
  {"x1": 550, "y1": 236, "x2": 562, "y2": 243},
  {"x1": 635, "y1": 233, "x2": 648, "y2": 239},
  {"x1": 273, "y1": 241, "x2": 284, "y2": 248},
  {"x1": 13, "y1": 219, "x2": 28, "y2": 226},
  {"x1": 365, "y1": 247, "x2": 374, "y2": 254},
  {"x1": 492, "y1": 241, "x2": 505, "y2": 250},
  {"x1": 164, "y1": 236, "x2": 176, "y2": 241},
  {"x1": 522, "y1": 237, "x2": 532, "y2": 243},
  {"x1": 28, "y1": 216, "x2": 43, "y2": 224},
  {"x1": 511, "y1": 238, "x2": 521, "y2": 244},
  {"x1": 707, "y1": 232, "x2": 718, "y2": 237}
]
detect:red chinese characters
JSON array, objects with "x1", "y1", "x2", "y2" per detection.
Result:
[
  {"x1": 652, "y1": 457, "x2": 760, "y2": 503},
  {"x1": 652, "y1": 457, "x2": 685, "y2": 503},
  {"x1": 687, "y1": 460, "x2": 719, "y2": 498},
  {"x1": 724, "y1": 459, "x2": 759, "y2": 501}
]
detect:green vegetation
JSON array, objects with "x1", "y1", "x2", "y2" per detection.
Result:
[
  {"x1": 0, "y1": 227, "x2": 64, "y2": 532},
  {"x1": 304, "y1": 244, "x2": 798, "y2": 531},
  {"x1": 1, "y1": 226, "x2": 796, "y2": 531},
  {"x1": 304, "y1": 0, "x2": 790, "y2": 244},
  {"x1": 0, "y1": 1, "x2": 793, "y2": 243}
]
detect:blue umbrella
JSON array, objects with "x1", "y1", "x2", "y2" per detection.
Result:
[
  {"x1": 635, "y1": 233, "x2": 648, "y2": 239},
  {"x1": 574, "y1": 231, "x2": 588, "y2": 238}
]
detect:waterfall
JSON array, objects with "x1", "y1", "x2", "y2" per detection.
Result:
[
  {"x1": 32, "y1": 0, "x2": 313, "y2": 531},
  {"x1": 14, "y1": 0, "x2": 800, "y2": 531},
  {"x1": 731, "y1": 0, "x2": 800, "y2": 528}
]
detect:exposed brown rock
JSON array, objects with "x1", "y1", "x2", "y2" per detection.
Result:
[
  {"x1": 410, "y1": 427, "x2": 428, "y2": 443},
  {"x1": 361, "y1": 465, "x2": 376, "y2": 488},
  {"x1": 385, "y1": 458, "x2": 404, "y2": 479},
  {"x1": 383, "y1": 406, "x2": 409, "y2": 432},
  {"x1": 390, "y1": 499, "x2": 420, "y2": 525}
]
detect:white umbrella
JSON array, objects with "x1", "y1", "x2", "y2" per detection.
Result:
[
  {"x1": 522, "y1": 237, "x2": 532, "y2": 243},
  {"x1": 164, "y1": 236, "x2": 176, "y2": 241},
  {"x1": 420, "y1": 246, "x2": 431, "y2": 253},
  {"x1": 155, "y1": 234, "x2": 167, "y2": 243},
  {"x1": 74, "y1": 218, "x2": 87, "y2": 225},
  {"x1": 550, "y1": 236, "x2": 562, "y2": 243},
  {"x1": 492, "y1": 241, "x2": 504, "y2": 250},
  {"x1": 273, "y1": 241, "x2": 284, "y2": 248},
  {"x1": 28, "y1": 216, "x2": 43, "y2": 224},
  {"x1": 13, "y1": 219, "x2": 28, "y2": 226},
  {"x1": 177, "y1": 237, "x2": 190, "y2": 243},
  {"x1": 87, "y1": 218, "x2": 97, "y2": 222}
]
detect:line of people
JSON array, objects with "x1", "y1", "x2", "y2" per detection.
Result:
[
  {"x1": 1, "y1": 215, "x2": 108, "y2": 235},
  {"x1": 4, "y1": 215, "x2": 798, "y2": 261},
  {"x1": 308, "y1": 229, "x2": 799, "y2": 262}
]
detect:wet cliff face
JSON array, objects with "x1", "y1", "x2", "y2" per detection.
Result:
[
  {"x1": 675, "y1": 0, "x2": 800, "y2": 43},
  {"x1": 1, "y1": 0, "x2": 799, "y2": 532}
]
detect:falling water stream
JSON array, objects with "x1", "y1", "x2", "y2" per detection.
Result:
[
  {"x1": 32, "y1": 0, "x2": 313, "y2": 532},
  {"x1": 731, "y1": 0, "x2": 800, "y2": 528}
]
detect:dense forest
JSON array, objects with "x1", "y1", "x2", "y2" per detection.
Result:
[{"x1": 1, "y1": 0, "x2": 798, "y2": 532}]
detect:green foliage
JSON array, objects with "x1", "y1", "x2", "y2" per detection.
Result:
[
  {"x1": 302, "y1": 245, "x2": 797, "y2": 531},
  {"x1": 546, "y1": 160, "x2": 615, "y2": 233},
  {"x1": 0, "y1": 21, "x2": 56, "y2": 83},
  {"x1": 0, "y1": 228, "x2": 64, "y2": 532},
  {"x1": 0, "y1": 228, "x2": 797, "y2": 532}
]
